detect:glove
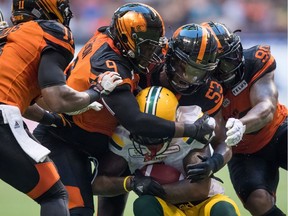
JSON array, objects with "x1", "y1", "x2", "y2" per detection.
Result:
[
  {"x1": 130, "y1": 170, "x2": 166, "y2": 199},
  {"x1": 186, "y1": 153, "x2": 224, "y2": 183},
  {"x1": 92, "y1": 71, "x2": 123, "y2": 95},
  {"x1": 187, "y1": 113, "x2": 216, "y2": 144},
  {"x1": 65, "y1": 101, "x2": 103, "y2": 115},
  {"x1": 225, "y1": 118, "x2": 246, "y2": 146}
]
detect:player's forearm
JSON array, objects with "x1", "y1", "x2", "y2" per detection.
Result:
[
  {"x1": 41, "y1": 85, "x2": 98, "y2": 113},
  {"x1": 92, "y1": 176, "x2": 127, "y2": 197},
  {"x1": 240, "y1": 100, "x2": 275, "y2": 133},
  {"x1": 162, "y1": 180, "x2": 209, "y2": 204}
]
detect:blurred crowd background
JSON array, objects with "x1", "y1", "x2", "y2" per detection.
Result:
[
  {"x1": 0, "y1": 0, "x2": 287, "y2": 104},
  {"x1": 0, "y1": 0, "x2": 287, "y2": 43}
]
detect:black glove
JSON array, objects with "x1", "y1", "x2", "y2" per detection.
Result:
[
  {"x1": 184, "y1": 113, "x2": 215, "y2": 144},
  {"x1": 39, "y1": 112, "x2": 72, "y2": 128},
  {"x1": 130, "y1": 170, "x2": 166, "y2": 199},
  {"x1": 186, "y1": 153, "x2": 224, "y2": 183}
]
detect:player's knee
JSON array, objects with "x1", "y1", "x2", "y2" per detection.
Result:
[
  {"x1": 210, "y1": 201, "x2": 239, "y2": 216},
  {"x1": 245, "y1": 189, "x2": 274, "y2": 214},
  {"x1": 133, "y1": 195, "x2": 163, "y2": 216},
  {"x1": 35, "y1": 180, "x2": 68, "y2": 204}
]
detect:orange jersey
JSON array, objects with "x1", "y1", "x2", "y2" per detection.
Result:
[
  {"x1": 221, "y1": 45, "x2": 288, "y2": 154},
  {"x1": 66, "y1": 28, "x2": 139, "y2": 136},
  {"x1": 0, "y1": 20, "x2": 74, "y2": 114}
]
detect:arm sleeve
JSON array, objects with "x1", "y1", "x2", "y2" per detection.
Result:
[
  {"x1": 102, "y1": 89, "x2": 175, "y2": 138},
  {"x1": 38, "y1": 49, "x2": 68, "y2": 89}
]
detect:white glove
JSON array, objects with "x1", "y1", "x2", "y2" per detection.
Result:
[
  {"x1": 225, "y1": 118, "x2": 246, "y2": 146},
  {"x1": 96, "y1": 71, "x2": 123, "y2": 95},
  {"x1": 65, "y1": 101, "x2": 103, "y2": 115}
]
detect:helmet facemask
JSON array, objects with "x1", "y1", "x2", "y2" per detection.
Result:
[
  {"x1": 130, "y1": 134, "x2": 171, "y2": 159},
  {"x1": 166, "y1": 27, "x2": 219, "y2": 95},
  {"x1": 215, "y1": 34, "x2": 244, "y2": 89},
  {"x1": 202, "y1": 22, "x2": 244, "y2": 89}
]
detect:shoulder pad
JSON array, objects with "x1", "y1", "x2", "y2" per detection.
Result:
[
  {"x1": 178, "y1": 79, "x2": 223, "y2": 116},
  {"x1": 90, "y1": 43, "x2": 132, "y2": 78},
  {"x1": 243, "y1": 45, "x2": 276, "y2": 82},
  {"x1": 37, "y1": 20, "x2": 74, "y2": 47}
]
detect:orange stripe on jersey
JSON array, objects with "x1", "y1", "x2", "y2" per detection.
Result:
[
  {"x1": 250, "y1": 55, "x2": 275, "y2": 83},
  {"x1": 206, "y1": 95, "x2": 223, "y2": 115},
  {"x1": 27, "y1": 162, "x2": 60, "y2": 199},
  {"x1": 197, "y1": 28, "x2": 208, "y2": 63},
  {"x1": 43, "y1": 31, "x2": 74, "y2": 54},
  {"x1": 66, "y1": 186, "x2": 85, "y2": 209}
]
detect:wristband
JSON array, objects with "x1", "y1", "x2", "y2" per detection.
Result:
[
  {"x1": 39, "y1": 111, "x2": 55, "y2": 125},
  {"x1": 123, "y1": 176, "x2": 131, "y2": 192},
  {"x1": 210, "y1": 153, "x2": 224, "y2": 173},
  {"x1": 183, "y1": 123, "x2": 197, "y2": 137},
  {"x1": 85, "y1": 89, "x2": 100, "y2": 103}
]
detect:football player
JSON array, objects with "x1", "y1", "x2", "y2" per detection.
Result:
[
  {"x1": 32, "y1": 3, "x2": 215, "y2": 216},
  {"x1": 201, "y1": 21, "x2": 287, "y2": 216},
  {"x1": 97, "y1": 23, "x2": 237, "y2": 216},
  {"x1": 0, "y1": 0, "x2": 116, "y2": 215},
  {"x1": 92, "y1": 86, "x2": 241, "y2": 216}
]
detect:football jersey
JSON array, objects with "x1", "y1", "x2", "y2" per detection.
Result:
[
  {"x1": 66, "y1": 28, "x2": 140, "y2": 135},
  {"x1": 221, "y1": 45, "x2": 288, "y2": 154},
  {"x1": 109, "y1": 105, "x2": 206, "y2": 174},
  {"x1": 0, "y1": 20, "x2": 74, "y2": 114}
]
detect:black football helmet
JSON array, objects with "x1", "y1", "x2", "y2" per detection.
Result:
[
  {"x1": 202, "y1": 21, "x2": 244, "y2": 88},
  {"x1": 108, "y1": 3, "x2": 167, "y2": 74},
  {"x1": 166, "y1": 23, "x2": 219, "y2": 95},
  {"x1": 11, "y1": 0, "x2": 73, "y2": 27}
]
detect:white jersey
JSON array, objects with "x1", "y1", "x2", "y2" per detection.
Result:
[
  {"x1": 109, "y1": 105, "x2": 206, "y2": 174},
  {"x1": 109, "y1": 105, "x2": 224, "y2": 195}
]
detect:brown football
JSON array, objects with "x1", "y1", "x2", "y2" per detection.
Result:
[{"x1": 140, "y1": 163, "x2": 184, "y2": 185}]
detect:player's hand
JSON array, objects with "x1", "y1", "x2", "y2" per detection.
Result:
[
  {"x1": 225, "y1": 118, "x2": 246, "y2": 146},
  {"x1": 91, "y1": 71, "x2": 123, "y2": 95},
  {"x1": 190, "y1": 114, "x2": 216, "y2": 144},
  {"x1": 65, "y1": 101, "x2": 103, "y2": 115},
  {"x1": 130, "y1": 170, "x2": 166, "y2": 199},
  {"x1": 50, "y1": 113, "x2": 72, "y2": 128},
  {"x1": 186, "y1": 153, "x2": 224, "y2": 183}
]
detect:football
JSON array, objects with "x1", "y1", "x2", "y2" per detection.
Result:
[{"x1": 140, "y1": 163, "x2": 184, "y2": 185}]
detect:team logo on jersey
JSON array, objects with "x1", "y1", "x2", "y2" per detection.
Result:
[
  {"x1": 231, "y1": 80, "x2": 248, "y2": 96},
  {"x1": 222, "y1": 98, "x2": 230, "y2": 108}
]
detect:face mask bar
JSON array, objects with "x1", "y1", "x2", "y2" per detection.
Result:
[{"x1": 130, "y1": 134, "x2": 171, "y2": 157}]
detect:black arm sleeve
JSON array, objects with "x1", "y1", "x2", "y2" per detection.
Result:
[
  {"x1": 102, "y1": 88, "x2": 175, "y2": 138},
  {"x1": 38, "y1": 49, "x2": 68, "y2": 89}
]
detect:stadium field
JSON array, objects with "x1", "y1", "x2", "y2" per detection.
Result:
[{"x1": 0, "y1": 167, "x2": 286, "y2": 216}]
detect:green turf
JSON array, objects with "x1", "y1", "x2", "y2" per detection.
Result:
[{"x1": 0, "y1": 167, "x2": 287, "y2": 216}]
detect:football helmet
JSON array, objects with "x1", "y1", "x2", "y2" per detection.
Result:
[
  {"x1": 11, "y1": 0, "x2": 73, "y2": 27},
  {"x1": 0, "y1": 10, "x2": 9, "y2": 29},
  {"x1": 166, "y1": 23, "x2": 219, "y2": 95},
  {"x1": 130, "y1": 86, "x2": 179, "y2": 157},
  {"x1": 201, "y1": 21, "x2": 244, "y2": 88},
  {"x1": 108, "y1": 3, "x2": 166, "y2": 74}
]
